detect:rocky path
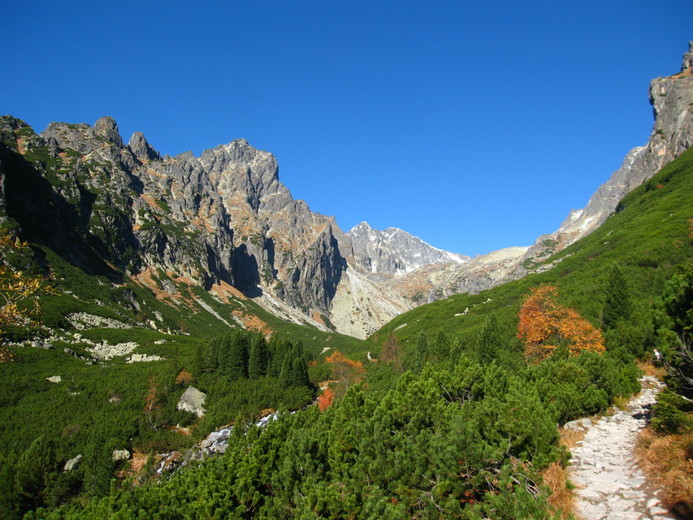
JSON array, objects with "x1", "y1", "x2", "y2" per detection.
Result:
[{"x1": 570, "y1": 376, "x2": 678, "y2": 520}]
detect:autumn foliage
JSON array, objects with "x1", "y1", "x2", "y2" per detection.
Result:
[
  {"x1": 175, "y1": 369, "x2": 193, "y2": 385},
  {"x1": 517, "y1": 285, "x2": 605, "y2": 363},
  {"x1": 144, "y1": 376, "x2": 161, "y2": 431},
  {"x1": 325, "y1": 351, "x2": 365, "y2": 388},
  {"x1": 317, "y1": 387, "x2": 335, "y2": 412},
  {"x1": 0, "y1": 230, "x2": 50, "y2": 363}
]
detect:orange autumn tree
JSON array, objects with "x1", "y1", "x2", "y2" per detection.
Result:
[
  {"x1": 175, "y1": 369, "x2": 194, "y2": 385},
  {"x1": 325, "y1": 350, "x2": 365, "y2": 391},
  {"x1": 517, "y1": 285, "x2": 605, "y2": 363},
  {"x1": 317, "y1": 387, "x2": 335, "y2": 412}
]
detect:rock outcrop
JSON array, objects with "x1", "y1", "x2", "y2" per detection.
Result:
[
  {"x1": 177, "y1": 386, "x2": 206, "y2": 418},
  {"x1": 111, "y1": 449, "x2": 130, "y2": 462},
  {"x1": 63, "y1": 454, "x2": 82, "y2": 472},
  {"x1": 0, "y1": 115, "x2": 346, "y2": 329}
]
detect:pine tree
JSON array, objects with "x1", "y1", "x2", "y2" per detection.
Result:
[
  {"x1": 290, "y1": 356, "x2": 310, "y2": 388},
  {"x1": 279, "y1": 352, "x2": 292, "y2": 388},
  {"x1": 192, "y1": 341, "x2": 210, "y2": 377},
  {"x1": 0, "y1": 454, "x2": 19, "y2": 520},
  {"x1": 477, "y1": 315, "x2": 502, "y2": 365},
  {"x1": 248, "y1": 335, "x2": 269, "y2": 379},
  {"x1": 414, "y1": 331, "x2": 428, "y2": 372},
  {"x1": 83, "y1": 434, "x2": 115, "y2": 498},
  {"x1": 602, "y1": 265, "x2": 633, "y2": 330},
  {"x1": 267, "y1": 338, "x2": 288, "y2": 377},
  {"x1": 208, "y1": 334, "x2": 225, "y2": 371},
  {"x1": 226, "y1": 332, "x2": 249, "y2": 380},
  {"x1": 14, "y1": 435, "x2": 57, "y2": 512}
]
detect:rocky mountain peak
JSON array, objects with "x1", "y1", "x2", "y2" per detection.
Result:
[
  {"x1": 0, "y1": 115, "x2": 29, "y2": 135},
  {"x1": 94, "y1": 116, "x2": 123, "y2": 147},
  {"x1": 347, "y1": 222, "x2": 469, "y2": 276},
  {"x1": 128, "y1": 131, "x2": 160, "y2": 161},
  {"x1": 349, "y1": 221, "x2": 373, "y2": 235}
]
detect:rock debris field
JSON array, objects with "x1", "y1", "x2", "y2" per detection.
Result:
[{"x1": 570, "y1": 376, "x2": 679, "y2": 520}]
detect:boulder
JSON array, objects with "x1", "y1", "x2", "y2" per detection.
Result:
[
  {"x1": 64, "y1": 454, "x2": 82, "y2": 472},
  {"x1": 112, "y1": 449, "x2": 130, "y2": 461},
  {"x1": 177, "y1": 386, "x2": 206, "y2": 418},
  {"x1": 47, "y1": 375, "x2": 62, "y2": 383},
  {"x1": 127, "y1": 353, "x2": 163, "y2": 363}
]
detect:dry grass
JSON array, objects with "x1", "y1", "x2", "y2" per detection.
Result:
[
  {"x1": 541, "y1": 426, "x2": 588, "y2": 519},
  {"x1": 542, "y1": 461, "x2": 578, "y2": 519},
  {"x1": 612, "y1": 395, "x2": 631, "y2": 411},
  {"x1": 636, "y1": 359, "x2": 667, "y2": 380},
  {"x1": 559, "y1": 426, "x2": 587, "y2": 450},
  {"x1": 636, "y1": 427, "x2": 693, "y2": 518}
]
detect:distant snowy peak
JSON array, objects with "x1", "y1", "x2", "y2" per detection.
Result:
[{"x1": 347, "y1": 221, "x2": 469, "y2": 276}]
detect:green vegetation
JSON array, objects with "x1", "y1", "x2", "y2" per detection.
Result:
[
  {"x1": 650, "y1": 260, "x2": 693, "y2": 435},
  {"x1": 15, "y1": 125, "x2": 35, "y2": 138},
  {"x1": 0, "y1": 231, "x2": 362, "y2": 518}
]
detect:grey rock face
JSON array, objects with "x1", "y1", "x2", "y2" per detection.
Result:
[
  {"x1": 128, "y1": 132, "x2": 160, "y2": 161},
  {"x1": 347, "y1": 221, "x2": 469, "y2": 275},
  {"x1": 0, "y1": 115, "x2": 346, "y2": 322},
  {"x1": 384, "y1": 246, "x2": 527, "y2": 304},
  {"x1": 93, "y1": 116, "x2": 124, "y2": 147}
]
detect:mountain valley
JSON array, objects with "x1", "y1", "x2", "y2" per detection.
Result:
[{"x1": 0, "y1": 42, "x2": 691, "y2": 520}]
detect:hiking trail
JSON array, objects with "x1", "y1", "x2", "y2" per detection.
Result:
[{"x1": 570, "y1": 375, "x2": 678, "y2": 520}]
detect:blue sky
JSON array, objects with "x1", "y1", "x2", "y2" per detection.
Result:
[{"x1": 2, "y1": 1, "x2": 691, "y2": 256}]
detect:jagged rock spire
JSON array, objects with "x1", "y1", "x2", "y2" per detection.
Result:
[
  {"x1": 94, "y1": 116, "x2": 123, "y2": 147},
  {"x1": 128, "y1": 131, "x2": 161, "y2": 161},
  {"x1": 682, "y1": 41, "x2": 693, "y2": 71}
]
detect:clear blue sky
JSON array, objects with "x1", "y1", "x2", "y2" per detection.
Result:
[{"x1": 2, "y1": 1, "x2": 691, "y2": 256}]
